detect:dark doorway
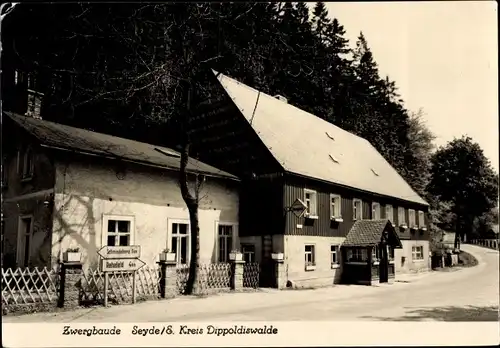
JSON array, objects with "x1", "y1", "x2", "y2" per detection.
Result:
[
  {"x1": 259, "y1": 235, "x2": 275, "y2": 287},
  {"x1": 379, "y1": 244, "x2": 389, "y2": 283}
]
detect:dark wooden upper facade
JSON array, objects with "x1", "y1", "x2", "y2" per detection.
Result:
[{"x1": 189, "y1": 74, "x2": 429, "y2": 240}]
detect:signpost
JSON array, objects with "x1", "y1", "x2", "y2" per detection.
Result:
[{"x1": 98, "y1": 245, "x2": 144, "y2": 306}]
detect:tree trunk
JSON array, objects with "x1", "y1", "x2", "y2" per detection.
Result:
[
  {"x1": 178, "y1": 80, "x2": 201, "y2": 295},
  {"x1": 185, "y1": 204, "x2": 201, "y2": 295}
]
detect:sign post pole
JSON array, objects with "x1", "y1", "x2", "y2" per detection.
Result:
[
  {"x1": 132, "y1": 270, "x2": 137, "y2": 304},
  {"x1": 104, "y1": 271, "x2": 109, "y2": 307},
  {"x1": 98, "y1": 245, "x2": 144, "y2": 306}
]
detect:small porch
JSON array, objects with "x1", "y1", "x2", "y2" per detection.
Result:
[{"x1": 341, "y1": 219, "x2": 403, "y2": 286}]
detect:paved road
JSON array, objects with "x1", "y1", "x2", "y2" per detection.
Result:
[{"x1": 3, "y1": 244, "x2": 499, "y2": 322}]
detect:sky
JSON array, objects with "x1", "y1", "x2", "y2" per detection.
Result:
[{"x1": 322, "y1": 1, "x2": 498, "y2": 172}]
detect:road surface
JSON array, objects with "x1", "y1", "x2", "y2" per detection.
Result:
[{"x1": 3, "y1": 244, "x2": 499, "y2": 322}]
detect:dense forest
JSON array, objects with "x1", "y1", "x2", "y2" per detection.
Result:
[{"x1": 2, "y1": 2, "x2": 498, "y2": 247}]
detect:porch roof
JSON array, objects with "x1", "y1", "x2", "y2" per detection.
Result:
[{"x1": 343, "y1": 219, "x2": 403, "y2": 248}]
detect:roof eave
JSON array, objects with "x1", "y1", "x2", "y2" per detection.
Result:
[
  {"x1": 40, "y1": 144, "x2": 240, "y2": 182},
  {"x1": 285, "y1": 171, "x2": 429, "y2": 207}
]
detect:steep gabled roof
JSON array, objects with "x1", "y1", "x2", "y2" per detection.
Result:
[
  {"x1": 5, "y1": 112, "x2": 238, "y2": 181},
  {"x1": 343, "y1": 219, "x2": 403, "y2": 248},
  {"x1": 213, "y1": 71, "x2": 428, "y2": 206}
]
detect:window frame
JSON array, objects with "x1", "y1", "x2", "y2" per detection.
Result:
[
  {"x1": 412, "y1": 245, "x2": 424, "y2": 261},
  {"x1": 330, "y1": 244, "x2": 340, "y2": 268},
  {"x1": 101, "y1": 215, "x2": 135, "y2": 248},
  {"x1": 371, "y1": 202, "x2": 381, "y2": 220},
  {"x1": 168, "y1": 218, "x2": 190, "y2": 265},
  {"x1": 418, "y1": 211, "x2": 426, "y2": 228},
  {"x1": 241, "y1": 244, "x2": 256, "y2": 263},
  {"x1": 409, "y1": 209, "x2": 416, "y2": 229},
  {"x1": 353, "y1": 198, "x2": 363, "y2": 221},
  {"x1": 304, "y1": 189, "x2": 318, "y2": 218},
  {"x1": 385, "y1": 204, "x2": 394, "y2": 224},
  {"x1": 330, "y1": 194, "x2": 342, "y2": 220},
  {"x1": 398, "y1": 207, "x2": 407, "y2": 227},
  {"x1": 304, "y1": 244, "x2": 316, "y2": 270},
  {"x1": 20, "y1": 147, "x2": 35, "y2": 181},
  {"x1": 346, "y1": 247, "x2": 368, "y2": 263},
  {"x1": 215, "y1": 221, "x2": 238, "y2": 263}
]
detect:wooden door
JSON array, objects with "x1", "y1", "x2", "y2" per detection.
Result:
[
  {"x1": 259, "y1": 235, "x2": 274, "y2": 287},
  {"x1": 379, "y1": 244, "x2": 389, "y2": 283}
]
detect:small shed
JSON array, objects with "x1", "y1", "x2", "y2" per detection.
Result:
[{"x1": 341, "y1": 220, "x2": 403, "y2": 286}]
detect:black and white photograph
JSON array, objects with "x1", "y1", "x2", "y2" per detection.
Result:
[{"x1": 1, "y1": 1, "x2": 498, "y2": 346}]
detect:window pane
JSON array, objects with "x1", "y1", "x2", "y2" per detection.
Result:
[
  {"x1": 179, "y1": 224, "x2": 188, "y2": 235},
  {"x1": 171, "y1": 237, "x2": 178, "y2": 255},
  {"x1": 108, "y1": 220, "x2": 116, "y2": 233},
  {"x1": 118, "y1": 221, "x2": 130, "y2": 233},
  {"x1": 119, "y1": 235, "x2": 129, "y2": 246},
  {"x1": 172, "y1": 223, "x2": 178, "y2": 235},
  {"x1": 107, "y1": 235, "x2": 116, "y2": 246},
  {"x1": 180, "y1": 237, "x2": 187, "y2": 264},
  {"x1": 218, "y1": 237, "x2": 226, "y2": 262},
  {"x1": 305, "y1": 245, "x2": 312, "y2": 252}
]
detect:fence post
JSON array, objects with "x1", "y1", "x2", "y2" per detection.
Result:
[
  {"x1": 157, "y1": 258, "x2": 177, "y2": 298},
  {"x1": 230, "y1": 254, "x2": 245, "y2": 291},
  {"x1": 58, "y1": 262, "x2": 83, "y2": 309},
  {"x1": 272, "y1": 253, "x2": 286, "y2": 289}
]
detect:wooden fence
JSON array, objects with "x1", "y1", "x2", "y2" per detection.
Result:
[
  {"x1": 79, "y1": 266, "x2": 161, "y2": 305},
  {"x1": 2, "y1": 267, "x2": 60, "y2": 313},
  {"x1": 470, "y1": 239, "x2": 499, "y2": 250},
  {"x1": 2, "y1": 261, "x2": 262, "y2": 315}
]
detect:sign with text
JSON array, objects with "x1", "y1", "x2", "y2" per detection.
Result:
[
  {"x1": 97, "y1": 245, "x2": 141, "y2": 260},
  {"x1": 289, "y1": 198, "x2": 307, "y2": 218},
  {"x1": 101, "y1": 258, "x2": 146, "y2": 272}
]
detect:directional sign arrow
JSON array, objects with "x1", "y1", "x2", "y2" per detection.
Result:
[
  {"x1": 97, "y1": 245, "x2": 141, "y2": 259},
  {"x1": 101, "y1": 258, "x2": 146, "y2": 272}
]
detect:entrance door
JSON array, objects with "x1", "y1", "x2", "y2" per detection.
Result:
[
  {"x1": 379, "y1": 244, "x2": 389, "y2": 283},
  {"x1": 17, "y1": 216, "x2": 33, "y2": 268},
  {"x1": 259, "y1": 235, "x2": 274, "y2": 287}
]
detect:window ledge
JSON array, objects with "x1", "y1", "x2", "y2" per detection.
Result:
[
  {"x1": 389, "y1": 261, "x2": 395, "y2": 264},
  {"x1": 331, "y1": 263, "x2": 340, "y2": 269},
  {"x1": 331, "y1": 217, "x2": 343, "y2": 222},
  {"x1": 345, "y1": 261, "x2": 367, "y2": 265},
  {"x1": 305, "y1": 264, "x2": 316, "y2": 271},
  {"x1": 412, "y1": 259, "x2": 425, "y2": 263},
  {"x1": 373, "y1": 261, "x2": 380, "y2": 265},
  {"x1": 419, "y1": 227, "x2": 427, "y2": 231},
  {"x1": 21, "y1": 176, "x2": 34, "y2": 183},
  {"x1": 399, "y1": 224, "x2": 408, "y2": 229},
  {"x1": 304, "y1": 215, "x2": 319, "y2": 220}
]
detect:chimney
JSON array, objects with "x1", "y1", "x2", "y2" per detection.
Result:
[
  {"x1": 273, "y1": 94, "x2": 288, "y2": 103},
  {"x1": 25, "y1": 73, "x2": 44, "y2": 119},
  {"x1": 25, "y1": 89, "x2": 44, "y2": 119}
]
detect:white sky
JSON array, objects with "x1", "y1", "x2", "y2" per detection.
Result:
[{"x1": 323, "y1": 1, "x2": 498, "y2": 172}]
